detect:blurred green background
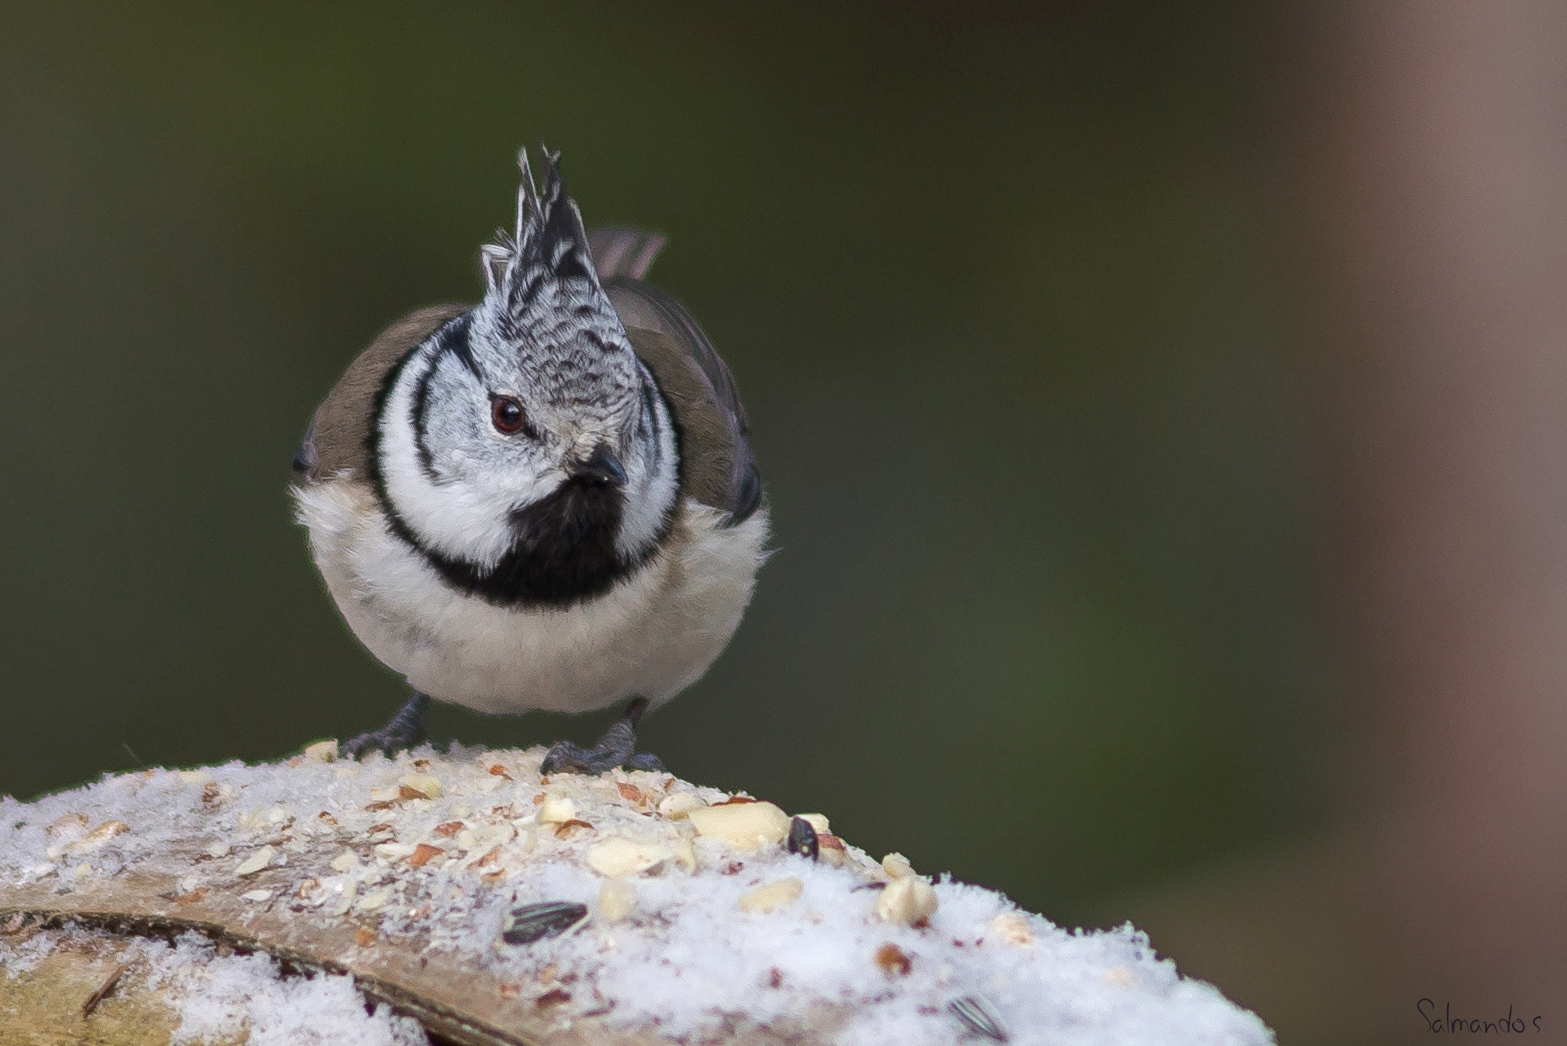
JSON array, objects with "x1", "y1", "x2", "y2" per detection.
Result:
[{"x1": 1, "y1": 0, "x2": 1329, "y2": 1033}]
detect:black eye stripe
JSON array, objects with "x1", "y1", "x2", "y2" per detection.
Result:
[
  {"x1": 410, "y1": 354, "x2": 441, "y2": 480},
  {"x1": 437, "y1": 313, "x2": 481, "y2": 381}
]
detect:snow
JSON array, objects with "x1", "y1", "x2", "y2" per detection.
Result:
[
  {"x1": 0, "y1": 745, "x2": 1273, "y2": 1045},
  {"x1": 1, "y1": 926, "x2": 427, "y2": 1046}
]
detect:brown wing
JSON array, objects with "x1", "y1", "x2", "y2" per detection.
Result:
[
  {"x1": 605, "y1": 278, "x2": 762, "y2": 524},
  {"x1": 587, "y1": 227, "x2": 667, "y2": 282},
  {"x1": 291, "y1": 304, "x2": 470, "y2": 482},
  {"x1": 590, "y1": 225, "x2": 761, "y2": 522}
]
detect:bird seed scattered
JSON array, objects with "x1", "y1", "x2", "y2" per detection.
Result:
[
  {"x1": 949, "y1": 993, "x2": 1010, "y2": 1042},
  {"x1": 687, "y1": 801, "x2": 790, "y2": 851},
  {"x1": 786, "y1": 816, "x2": 819, "y2": 861},
  {"x1": 501, "y1": 901, "x2": 589, "y2": 945},
  {"x1": 738, "y1": 877, "x2": 803, "y2": 913},
  {"x1": 875, "y1": 877, "x2": 938, "y2": 925}
]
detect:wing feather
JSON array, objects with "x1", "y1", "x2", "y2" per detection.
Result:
[
  {"x1": 602, "y1": 274, "x2": 761, "y2": 525},
  {"x1": 587, "y1": 227, "x2": 667, "y2": 282},
  {"x1": 291, "y1": 304, "x2": 469, "y2": 482}
]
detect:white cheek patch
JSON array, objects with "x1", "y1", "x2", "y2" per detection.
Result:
[
  {"x1": 378, "y1": 347, "x2": 558, "y2": 569},
  {"x1": 379, "y1": 345, "x2": 676, "y2": 572}
]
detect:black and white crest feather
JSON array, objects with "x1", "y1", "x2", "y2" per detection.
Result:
[{"x1": 480, "y1": 147, "x2": 606, "y2": 338}]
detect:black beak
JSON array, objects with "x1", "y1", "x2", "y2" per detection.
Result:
[{"x1": 571, "y1": 443, "x2": 627, "y2": 487}]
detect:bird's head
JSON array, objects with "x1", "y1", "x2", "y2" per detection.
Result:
[{"x1": 372, "y1": 148, "x2": 678, "y2": 605}]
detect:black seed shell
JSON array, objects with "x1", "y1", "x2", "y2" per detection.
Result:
[
  {"x1": 949, "y1": 994, "x2": 1010, "y2": 1042},
  {"x1": 501, "y1": 901, "x2": 589, "y2": 945},
  {"x1": 786, "y1": 816, "x2": 818, "y2": 860}
]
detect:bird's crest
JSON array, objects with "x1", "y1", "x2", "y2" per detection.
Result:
[{"x1": 478, "y1": 146, "x2": 604, "y2": 337}]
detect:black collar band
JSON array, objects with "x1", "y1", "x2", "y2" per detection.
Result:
[{"x1": 379, "y1": 476, "x2": 671, "y2": 610}]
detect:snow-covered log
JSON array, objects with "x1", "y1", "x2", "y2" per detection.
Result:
[{"x1": 0, "y1": 744, "x2": 1272, "y2": 1045}]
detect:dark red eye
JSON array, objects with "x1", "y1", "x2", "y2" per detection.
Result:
[{"x1": 491, "y1": 396, "x2": 526, "y2": 434}]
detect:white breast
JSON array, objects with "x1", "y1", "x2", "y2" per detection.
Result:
[{"x1": 294, "y1": 477, "x2": 769, "y2": 715}]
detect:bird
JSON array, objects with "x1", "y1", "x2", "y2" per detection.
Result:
[{"x1": 290, "y1": 147, "x2": 768, "y2": 773}]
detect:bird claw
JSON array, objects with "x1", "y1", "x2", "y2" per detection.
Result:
[
  {"x1": 540, "y1": 697, "x2": 663, "y2": 775},
  {"x1": 341, "y1": 692, "x2": 429, "y2": 759},
  {"x1": 625, "y1": 752, "x2": 666, "y2": 772}
]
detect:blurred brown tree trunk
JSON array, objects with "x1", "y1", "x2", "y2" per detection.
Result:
[
  {"x1": 1125, "y1": 3, "x2": 1567, "y2": 1042},
  {"x1": 1313, "y1": 0, "x2": 1567, "y2": 1028}
]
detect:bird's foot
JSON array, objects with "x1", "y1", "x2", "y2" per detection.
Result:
[
  {"x1": 540, "y1": 697, "x2": 665, "y2": 775},
  {"x1": 342, "y1": 691, "x2": 430, "y2": 760}
]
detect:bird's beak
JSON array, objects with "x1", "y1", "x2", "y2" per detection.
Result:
[{"x1": 571, "y1": 442, "x2": 628, "y2": 487}]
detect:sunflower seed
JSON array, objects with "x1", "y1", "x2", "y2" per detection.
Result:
[
  {"x1": 501, "y1": 901, "x2": 589, "y2": 945},
  {"x1": 949, "y1": 994, "x2": 1009, "y2": 1041},
  {"x1": 786, "y1": 816, "x2": 819, "y2": 860}
]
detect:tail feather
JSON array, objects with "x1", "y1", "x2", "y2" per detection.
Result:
[{"x1": 588, "y1": 227, "x2": 667, "y2": 281}]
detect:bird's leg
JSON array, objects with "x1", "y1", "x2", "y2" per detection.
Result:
[
  {"x1": 342, "y1": 690, "x2": 430, "y2": 759},
  {"x1": 540, "y1": 697, "x2": 665, "y2": 775}
]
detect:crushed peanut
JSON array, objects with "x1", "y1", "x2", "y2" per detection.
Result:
[
  {"x1": 875, "y1": 877, "x2": 938, "y2": 925},
  {"x1": 992, "y1": 912, "x2": 1035, "y2": 947},
  {"x1": 797, "y1": 813, "x2": 830, "y2": 835},
  {"x1": 399, "y1": 774, "x2": 443, "y2": 800},
  {"x1": 234, "y1": 845, "x2": 275, "y2": 877},
  {"x1": 688, "y1": 802, "x2": 791, "y2": 851},
  {"x1": 655, "y1": 792, "x2": 705, "y2": 819},
  {"x1": 302, "y1": 740, "x2": 338, "y2": 763},
  {"x1": 586, "y1": 837, "x2": 673, "y2": 878},
  {"x1": 537, "y1": 794, "x2": 577, "y2": 825},
  {"x1": 739, "y1": 877, "x2": 803, "y2": 913},
  {"x1": 875, "y1": 943, "x2": 913, "y2": 976},
  {"x1": 598, "y1": 878, "x2": 637, "y2": 922},
  {"x1": 407, "y1": 843, "x2": 444, "y2": 868}
]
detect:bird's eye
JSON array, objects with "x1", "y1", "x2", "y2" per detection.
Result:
[{"x1": 491, "y1": 396, "x2": 527, "y2": 435}]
